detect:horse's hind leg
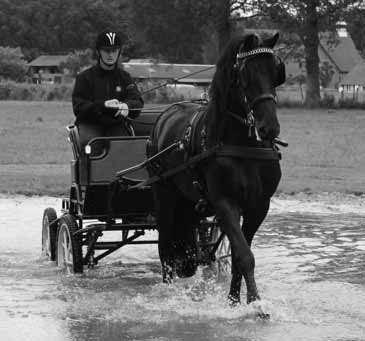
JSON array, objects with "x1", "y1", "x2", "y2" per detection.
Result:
[
  {"x1": 229, "y1": 199, "x2": 271, "y2": 304},
  {"x1": 153, "y1": 184, "x2": 178, "y2": 283}
]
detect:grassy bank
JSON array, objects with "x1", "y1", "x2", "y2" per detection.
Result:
[{"x1": 0, "y1": 100, "x2": 364, "y2": 196}]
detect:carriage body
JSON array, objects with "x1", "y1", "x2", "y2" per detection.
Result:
[
  {"x1": 41, "y1": 116, "x2": 230, "y2": 274},
  {"x1": 65, "y1": 126, "x2": 154, "y2": 219}
]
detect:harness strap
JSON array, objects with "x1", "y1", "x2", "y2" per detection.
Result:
[
  {"x1": 217, "y1": 145, "x2": 281, "y2": 160},
  {"x1": 250, "y1": 93, "x2": 276, "y2": 108},
  {"x1": 127, "y1": 144, "x2": 280, "y2": 189},
  {"x1": 128, "y1": 146, "x2": 220, "y2": 189}
]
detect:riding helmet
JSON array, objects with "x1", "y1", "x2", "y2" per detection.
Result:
[{"x1": 95, "y1": 31, "x2": 122, "y2": 50}]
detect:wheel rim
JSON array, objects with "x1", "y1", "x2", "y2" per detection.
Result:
[
  {"x1": 57, "y1": 223, "x2": 74, "y2": 273},
  {"x1": 42, "y1": 215, "x2": 51, "y2": 258},
  {"x1": 216, "y1": 234, "x2": 231, "y2": 274}
]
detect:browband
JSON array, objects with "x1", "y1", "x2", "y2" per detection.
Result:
[{"x1": 237, "y1": 47, "x2": 274, "y2": 60}]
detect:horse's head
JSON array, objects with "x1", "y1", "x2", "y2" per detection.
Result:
[{"x1": 235, "y1": 33, "x2": 285, "y2": 141}]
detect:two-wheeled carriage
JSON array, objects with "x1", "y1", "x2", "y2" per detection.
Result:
[{"x1": 41, "y1": 110, "x2": 231, "y2": 275}]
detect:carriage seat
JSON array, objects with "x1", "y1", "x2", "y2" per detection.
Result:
[
  {"x1": 66, "y1": 125, "x2": 154, "y2": 218},
  {"x1": 67, "y1": 125, "x2": 149, "y2": 186}
]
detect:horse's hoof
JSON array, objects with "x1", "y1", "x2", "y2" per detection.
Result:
[
  {"x1": 228, "y1": 294, "x2": 240, "y2": 307},
  {"x1": 162, "y1": 272, "x2": 173, "y2": 284},
  {"x1": 256, "y1": 311, "x2": 270, "y2": 320},
  {"x1": 247, "y1": 294, "x2": 261, "y2": 305},
  {"x1": 250, "y1": 300, "x2": 270, "y2": 320},
  {"x1": 176, "y1": 259, "x2": 197, "y2": 278}
]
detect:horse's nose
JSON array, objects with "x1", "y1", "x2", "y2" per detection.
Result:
[{"x1": 258, "y1": 124, "x2": 280, "y2": 140}]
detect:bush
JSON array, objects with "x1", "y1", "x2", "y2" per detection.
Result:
[
  {"x1": 278, "y1": 93, "x2": 365, "y2": 109},
  {"x1": 320, "y1": 94, "x2": 336, "y2": 108},
  {"x1": 138, "y1": 80, "x2": 186, "y2": 103},
  {"x1": 0, "y1": 83, "x2": 11, "y2": 99},
  {"x1": 338, "y1": 98, "x2": 365, "y2": 109},
  {"x1": 0, "y1": 81, "x2": 73, "y2": 101},
  {"x1": 0, "y1": 47, "x2": 28, "y2": 82},
  {"x1": 277, "y1": 97, "x2": 304, "y2": 108}
]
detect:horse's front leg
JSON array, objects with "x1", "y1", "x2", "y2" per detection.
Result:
[
  {"x1": 153, "y1": 184, "x2": 177, "y2": 284},
  {"x1": 229, "y1": 199, "x2": 271, "y2": 304},
  {"x1": 215, "y1": 200, "x2": 260, "y2": 305}
]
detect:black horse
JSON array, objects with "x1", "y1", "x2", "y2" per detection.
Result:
[{"x1": 147, "y1": 32, "x2": 285, "y2": 306}]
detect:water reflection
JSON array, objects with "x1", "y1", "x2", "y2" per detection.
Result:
[{"x1": 257, "y1": 213, "x2": 365, "y2": 285}]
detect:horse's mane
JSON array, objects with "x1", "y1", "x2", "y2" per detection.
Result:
[{"x1": 206, "y1": 33, "x2": 262, "y2": 145}]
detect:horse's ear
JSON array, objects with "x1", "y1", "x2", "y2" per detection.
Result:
[
  {"x1": 241, "y1": 34, "x2": 261, "y2": 51},
  {"x1": 263, "y1": 32, "x2": 280, "y2": 48}
]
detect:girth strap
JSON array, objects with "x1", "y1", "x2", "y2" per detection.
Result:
[
  {"x1": 127, "y1": 146, "x2": 220, "y2": 189},
  {"x1": 217, "y1": 145, "x2": 281, "y2": 160}
]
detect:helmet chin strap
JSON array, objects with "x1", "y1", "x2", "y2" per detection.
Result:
[{"x1": 97, "y1": 49, "x2": 121, "y2": 69}]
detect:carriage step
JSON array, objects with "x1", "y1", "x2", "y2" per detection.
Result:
[
  {"x1": 74, "y1": 222, "x2": 157, "y2": 236},
  {"x1": 74, "y1": 224, "x2": 105, "y2": 235}
]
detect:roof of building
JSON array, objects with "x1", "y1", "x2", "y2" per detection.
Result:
[
  {"x1": 28, "y1": 55, "x2": 68, "y2": 67},
  {"x1": 122, "y1": 62, "x2": 215, "y2": 84},
  {"x1": 319, "y1": 33, "x2": 363, "y2": 73},
  {"x1": 340, "y1": 61, "x2": 365, "y2": 86}
]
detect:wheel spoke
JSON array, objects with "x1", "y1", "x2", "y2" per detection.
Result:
[
  {"x1": 55, "y1": 216, "x2": 82, "y2": 274},
  {"x1": 42, "y1": 217, "x2": 51, "y2": 254},
  {"x1": 213, "y1": 228, "x2": 231, "y2": 275}
]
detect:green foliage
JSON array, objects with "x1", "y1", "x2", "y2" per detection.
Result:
[
  {"x1": 130, "y1": 0, "x2": 211, "y2": 63},
  {"x1": 259, "y1": 0, "x2": 359, "y2": 107},
  {"x1": 319, "y1": 61, "x2": 335, "y2": 88},
  {"x1": 60, "y1": 49, "x2": 94, "y2": 77},
  {"x1": 0, "y1": 81, "x2": 72, "y2": 101},
  {"x1": 0, "y1": 47, "x2": 27, "y2": 81},
  {"x1": 338, "y1": 97, "x2": 365, "y2": 109},
  {"x1": 319, "y1": 93, "x2": 336, "y2": 108},
  {"x1": 0, "y1": 0, "x2": 131, "y2": 57},
  {"x1": 345, "y1": 8, "x2": 365, "y2": 57}
]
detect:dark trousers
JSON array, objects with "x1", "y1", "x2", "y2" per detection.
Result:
[{"x1": 78, "y1": 122, "x2": 130, "y2": 156}]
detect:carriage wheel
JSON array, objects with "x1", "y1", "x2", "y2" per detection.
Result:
[
  {"x1": 56, "y1": 214, "x2": 83, "y2": 274},
  {"x1": 42, "y1": 207, "x2": 57, "y2": 261},
  {"x1": 211, "y1": 226, "x2": 232, "y2": 275}
]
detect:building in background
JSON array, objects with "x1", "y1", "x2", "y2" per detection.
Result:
[
  {"x1": 27, "y1": 55, "x2": 71, "y2": 84},
  {"x1": 338, "y1": 61, "x2": 365, "y2": 101},
  {"x1": 284, "y1": 22, "x2": 363, "y2": 89}
]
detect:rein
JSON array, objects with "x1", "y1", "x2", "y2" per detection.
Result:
[{"x1": 122, "y1": 142, "x2": 280, "y2": 190}]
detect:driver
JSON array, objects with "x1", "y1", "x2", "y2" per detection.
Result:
[{"x1": 72, "y1": 30, "x2": 144, "y2": 155}]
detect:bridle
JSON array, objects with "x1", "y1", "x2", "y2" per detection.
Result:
[{"x1": 230, "y1": 47, "x2": 278, "y2": 130}]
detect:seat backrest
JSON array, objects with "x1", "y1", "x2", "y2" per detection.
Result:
[
  {"x1": 88, "y1": 136, "x2": 149, "y2": 184},
  {"x1": 67, "y1": 125, "x2": 82, "y2": 159}
]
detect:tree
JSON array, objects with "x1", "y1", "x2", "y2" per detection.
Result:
[
  {"x1": 345, "y1": 7, "x2": 365, "y2": 57},
  {"x1": 130, "y1": 0, "x2": 211, "y2": 63},
  {"x1": 0, "y1": 0, "x2": 131, "y2": 58},
  {"x1": 0, "y1": 47, "x2": 27, "y2": 81},
  {"x1": 60, "y1": 49, "x2": 94, "y2": 77},
  {"x1": 259, "y1": 0, "x2": 359, "y2": 107},
  {"x1": 129, "y1": 0, "x2": 262, "y2": 63}
]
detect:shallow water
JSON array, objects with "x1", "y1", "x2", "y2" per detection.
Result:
[{"x1": 0, "y1": 194, "x2": 365, "y2": 341}]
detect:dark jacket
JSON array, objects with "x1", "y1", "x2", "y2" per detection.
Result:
[{"x1": 72, "y1": 64, "x2": 144, "y2": 126}]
